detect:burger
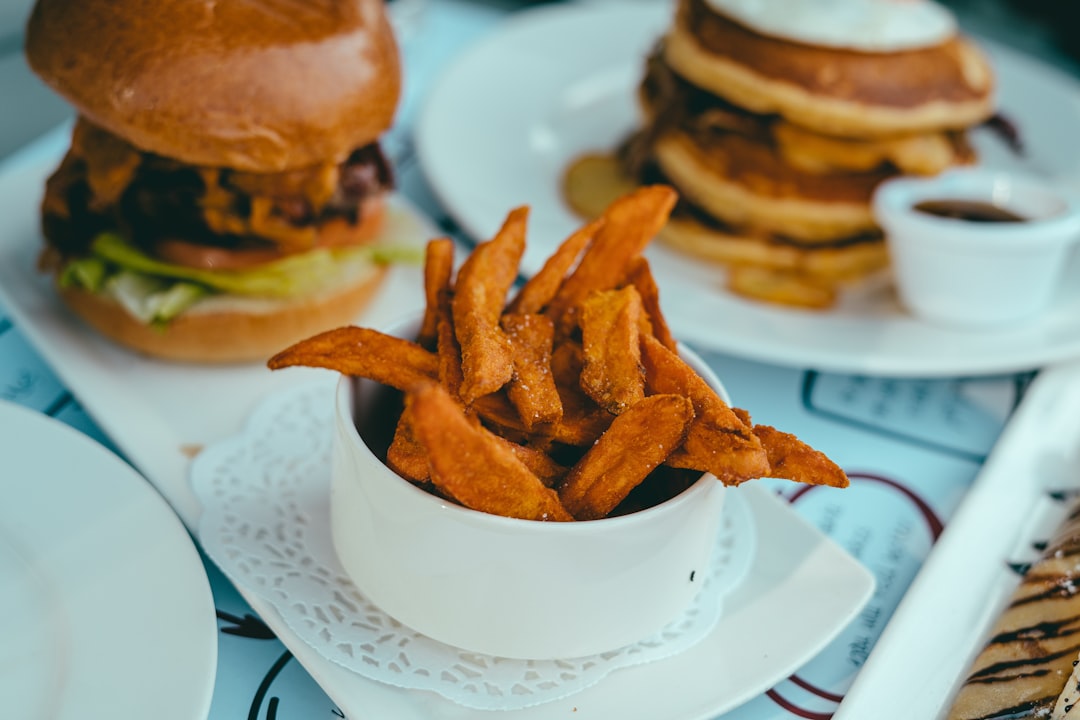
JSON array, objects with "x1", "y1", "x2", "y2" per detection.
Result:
[{"x1": 24, "y1": 0, "x2": 404, "y2": 362}]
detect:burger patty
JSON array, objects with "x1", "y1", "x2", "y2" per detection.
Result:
[{"x1": 42, "y1": 118, "x2": 394, "y2": 267}]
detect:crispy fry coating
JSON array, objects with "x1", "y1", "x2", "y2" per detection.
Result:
[
  {"x1": 501, "y1": 313, "x2": 563, "y2": 430},
  {"x1": 408, "y1": 383, "x2": 573, "y2": 521},
  {"x1": 452, "y1": 206, "x2": 528, "y2": 403},
  {"x1": 507, "y1": 217, "x2": 602, "y2": 315},
  {"x1": 551, "y1": 339, "x2": 615, "y2": 445},
  {"x1": 546, "y1": 186, "x2": 677, "y2": 336},
  {"x1": 268, "y1": 327, "x2": 438, "y2": 390},
  {"x1": 558, "y1": 394, "x2": 694, "y2": 520},
  {"x1": 640, "y1": 334, "x2": 770, "y2": 484},
  {"x1": 753, "y1": 424, "x2": 849, "y2": 488},
  {"x1": 386, "y1": 405, "x2": 429, "y2": 483},
  {"x1": 472, "y1": 391, "x2": 611, "y2": 447},
  {"x1": 491, "y1": 435, "x2": 568, "y2": 488},
  {"x1": 553, "y1": 393, "x2": 615, "y2": 446},
  {"x1": 579, "y1": 287, "x2": 645, "y2": 414},
  {"x1": 550, "y1": 338, "x2": 584, "y2": 388},
  {"x1": 625, "y1": 257, "x2": 676, "y2": 352},
  {"x1": 437, "y1": 316, "x2": 465, "y2": 400},
  {"x1": 418, "y1": 238, "x2": 455, "y2": 349}
]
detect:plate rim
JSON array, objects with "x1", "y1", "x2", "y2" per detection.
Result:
[
  {"x1": 415, "y1": 0, "x2": 1080, "y2": 378},
  {"x1": 0, "y1": 399, "x2": 218, "y2": 720}
]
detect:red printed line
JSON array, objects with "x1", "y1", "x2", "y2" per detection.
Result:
[
  {"x1": 789, "y1": 674, "x2": 844, "y2": 703},
  {"x1": 765, "y1": 688, "x2": 835, "y2": 720},
  {"x1": 787, "y1": 472, "x2": 944, "y2": 540}
]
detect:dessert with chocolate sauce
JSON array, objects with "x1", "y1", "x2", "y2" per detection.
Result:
[{"x1": 946, "y1": 499, "x2": 1080, "y2": 719}]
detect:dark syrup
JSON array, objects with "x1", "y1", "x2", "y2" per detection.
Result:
[{"x1": 914, "y1": 199, "x2": 1027, "y2": 223}]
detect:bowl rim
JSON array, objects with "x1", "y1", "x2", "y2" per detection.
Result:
[
  {"x1": 873, "y1": 167, "x2": 1080, "y2": 242},
  {"x1": 335, "y1": 378, "x2": 725, "y2": 534}
]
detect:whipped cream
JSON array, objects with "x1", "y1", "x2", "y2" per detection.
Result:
[{"x1": 703, "y1": 0, "x2": 958, "y2": 52}]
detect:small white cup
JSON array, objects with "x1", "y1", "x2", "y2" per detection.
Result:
[
  {"x1": 330, "y1": 314, "x2": 728, "y2": 660},
  {"x1": 873, "y1": 168, "x2": 1080, "y2": 328}
]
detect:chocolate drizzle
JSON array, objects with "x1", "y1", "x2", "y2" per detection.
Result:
[{"x1": 946, "y1": 494, "x2": 1080, "y2": 719}]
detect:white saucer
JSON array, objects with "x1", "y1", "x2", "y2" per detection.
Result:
[
  {"x1": 0, "y1": 400, "x2": 218, "y2": 720},
  {"x1": 192, "y1": 382, "x2": 874, "y2": 719}
]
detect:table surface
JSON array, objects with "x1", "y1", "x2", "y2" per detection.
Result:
[{"x1": 0, "y1": 1, "x2": 1076, "y2": 718}]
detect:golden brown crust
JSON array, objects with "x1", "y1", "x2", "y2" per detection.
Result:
[
  {"x1": 665, "y1": 0, "x2": 994, "y2": 137},
  {"x1": 25, "y1": 0, "x2": 400, "y2": 171},
  {"x1": 653, "y1": 132, "x2": 882, "y2": 241},
  {"x1": 661, "y1": 215, "x2": 889, "y2": 283},
  {"x1": 57, "y1": 262, "x2": 388, "y2": 364},
  {"x1": 771, "y1": 122, "x2": 975, "y2": 176}
]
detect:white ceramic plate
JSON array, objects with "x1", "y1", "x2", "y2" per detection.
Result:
[
  {"x1": 416, "y1": 1, "x2": 1080, "y2": 377},
  {"x1": 0, "y1": 400, "x2": 218, "y2": 720},
  {"x1": 834, "y1": 357, "x2": 1080, "y2": 719}
]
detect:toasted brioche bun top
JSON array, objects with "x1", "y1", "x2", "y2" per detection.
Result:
[{"x1": 25, "y1": 0, "x2": 401, "y2": 172}]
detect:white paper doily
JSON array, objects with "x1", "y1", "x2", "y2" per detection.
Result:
[{"x1": 192, "y1": 381, "x2": 756, "y2": 711}]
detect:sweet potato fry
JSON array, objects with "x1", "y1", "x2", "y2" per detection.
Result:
[
  {"x1": 550, "y1": 338, "x2": 584, "y2": 388},
  {"x1": 492, "y1": 435, "x2": 568, "y2": 488},
  {"x1": 408, "y1": 382, "x2": 573, "y2": 521},
  {"x1": 418, "y1": 237, "x2": 455, "y2": 350},
  {"x1": 452, "y1": 206, "x2": 528, "y2": 403},
  {"x1": 553, "y1": 394, "x2": 615, "y2": 447},
  {"x1": 753, "y1": 424, "x2": 849, "y2": 488},
  {"x1": 268, "y1": 327, "x2": 438, "y2": 390},
  {"x1": 543, "y1": 339, "x2": 615, "y2": 445},
  {"x1": 506, "y1": 217, "x2": 602, "y2": 315},
  {"x1": 546, "y1": 186, "x2": 677, "y2": 336},
  {"x1": 472, "y1": 391, "x2": 610, "y2": 447},
  {"x1": 558, "y1": 394, "x2": 694, "y2": 520},
  {"x1": 625, "y1": 257, "x2": 676, "y2": 352},
  {"x1": 501, "y1": 313, "x2": 563, "y2": 430},
  {"x1": 386, "y1": 406, "x2": 429, "y2": 483},
  {"x1": 437, "y1": 316, "x2": 465, "y2": 399},
  {"x1": 579, "y1": 286, "x2": 645, "y2": 414},
  {"x1": 639, "y1": 334, "x2": 770, "y2": 484}
]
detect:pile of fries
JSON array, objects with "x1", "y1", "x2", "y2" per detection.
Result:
[{"x1": 269, "y1": 186, "x2": 848, "y2": 521}]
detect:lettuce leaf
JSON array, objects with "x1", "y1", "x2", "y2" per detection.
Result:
[
  {"x1": 56, "y1": 231, "x2": 422, "y2": 326},
  {"x1": 89, "y1": 232, "x2": 418, "y2": 298},
  {"x1": 104, "y1": 271, "x2": 207, "y2": 326}
]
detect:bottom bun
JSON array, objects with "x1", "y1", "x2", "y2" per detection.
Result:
[{"x1": 58, "y1": 262, "x2": 388, "y2": 364}]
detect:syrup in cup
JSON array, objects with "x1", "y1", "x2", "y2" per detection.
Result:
[{"x1": 873, "y1": 168, "x2": 1080, "y2": 328}]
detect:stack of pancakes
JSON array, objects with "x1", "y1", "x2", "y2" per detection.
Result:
[{"x1": 619, "y1": 0, "x2": 996, "y2": 308}]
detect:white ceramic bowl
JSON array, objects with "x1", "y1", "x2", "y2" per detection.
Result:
[
  {"x1": 873, "y1": 168, "x2": 1080, "y2": 328},
  {"x1": 330, "y1": 315, "x2": 728, "y2": 660}
]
